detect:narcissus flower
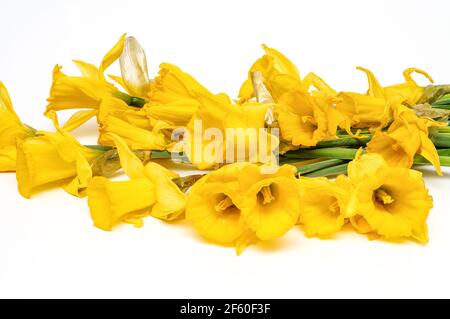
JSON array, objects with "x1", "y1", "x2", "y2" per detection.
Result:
[
  {"x1": 87, "y1": 177, "x2": 156, "y2": 230},
  {"x1": 16, "y1": 127, "x2": 105, "y2": 198},
  {"x1": 337, "y1": 67, "x2": 392, "y2": 130},
  {"x1": 186, "y1": 180, "x2": 255, "y2": 254},
  {"x1": 276, "y1": 86, "x2": 340, "y2": 147},
  {"x1": 367, "y1": 105, "x2": 444, "y2": 175},
  {"x1": 298, "y1": 176, "x2": 350, "y2": 237},
  {"x1": 184, "y1": 93, "x2": 277, "y2": 169},
  {"x1": 46, "y1": 34, "x2": 126, "y2": 127},
  {"x1": 87, "y1": 133, "x2": 186, "y2": 230},
  {"x1": 0, "y1": 81, "x2": 35, "y2": 171},
  {"x1": 346, "y1": 152, "x2": 433, "y2": 243},
  {"x1": 384, "y1": 68, "x2": 434, "y2": 106},
  {"x1": 336, "y1": 67, "x2": 434, "y2": 130},
  {"x1": 239, "y1": 45, "x2": 301, "y2": 103},
  {"x1": 238, "y1": 164, "x2": 301, "y2": 240},
  {"x1": 186, "y1": 163, "x2": 258, "y2": 254}
]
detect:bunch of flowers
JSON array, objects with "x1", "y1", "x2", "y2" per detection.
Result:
[{"x1": 1, "y1": 34, "x2": 449, "y2": 254}]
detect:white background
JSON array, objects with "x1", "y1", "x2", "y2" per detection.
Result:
[{"x1": 1, "y1": 0, "x2": 450, "y2": 298}]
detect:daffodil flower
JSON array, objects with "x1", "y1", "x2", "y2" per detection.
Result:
[
  {"x1": 0, "y1": 81, "x2": 35, "y2": 172},
  {"x1": 384, "y1": 68, "x2": 434, "y2": 106},
  {"x1": 238, "y1": 164, "x2": 301, "y2": 240},
  {"x1": 184, "y1": 92, "x2": 277, "y2": 169},
  {"x1": 16, "y1": 124, "x2": 105, "y2": 198},
  {"x1": 87, "y1": 133, "x2": 186, "y2": 230},
  {"x1": 276, "y1": 86, "x2": 340, "y2": 147},
  {"x1": 367, "y1": 105, "x2": 445, "y2": 175},
  {"x1": 239, "y1": 45, "x2": 301, "y2": 103},
  {"x1": 46, "y1": 34, "x2": 127, "y2": 127},
  {"x1": 336, "y1": 67, "x2": 435, "y2": 131},
  {"x1": 186, "y1": 163, "x2": 259, "y2": 254},
  {"x1": 297, "y1": 175, "x2": 350, "y2": 237},
  {"x1": 346, "y1": 152, "x2": 433, "y2": 243}
]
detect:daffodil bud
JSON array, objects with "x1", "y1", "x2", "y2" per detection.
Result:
[{"x1": 119, "y1": 36, "x2": 150, "y2": 98}]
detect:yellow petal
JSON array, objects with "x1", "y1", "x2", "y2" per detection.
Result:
[
  {"x1": 356, "y1": 66, "x2": 385, "y2": 98},
  {"x1": 61, "y1": 109, "x2": 98, "y2": 132},
  {"x1": 144, "y1": 162, "x2": 186, "y2": 221},
  {"x1": 99, "y1": 34, "x2": 126, "y2": 80},
  {"x1": 104, "y1": 132, "x2": 146, "y2": 179}
]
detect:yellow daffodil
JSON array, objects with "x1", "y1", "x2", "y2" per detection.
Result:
[
  {"x1": 384, "y1": 68, "x2": 434, "y2": 106},
  {"x1": 46, "y1": 34, "x2": 126, "y2": 127},
  {"x1": 367, "y1": 105, "x2": 444, "y2": 175},
  {"x1": 239, "y1": 45, "x2": 301, "y2": 103},
  {"x1": 337, "y1": 67, "x2": 393, "y2": 130},
  {"x1": 238, "y1": 164, "x2": 301, "y2": 240},
  {"x1": 184, "y1": 92, "x2": 277, "y2": 169},
  {"x1": 97, "y1": 96, "x2": 151, "y2": 129},
  {"x1": 186, "y1": 163, "x2": 258, "y2": 254},
  {"x1": 297, "y1": 176, "x2": 350, "y2": 237},
  {"x1": 87, "y1": 133, "x2": 186, "y2": 230},
  {"x1": 346, "y1": 152, "x2": 432, "y2": 243},
  {"x1": 16, "y1": 127, "x2": 105, "y2": 198},
  {"x1": 0, "y1": 81, "x2": 35, "y2": 171},
  {"x1": 337, "y1": 67, "x2": 434, "y2": 130},
  {"x1": 276, "y1": 86, "x2": 340, "y2": 147},
  {"x1": 87, "y1": 177, "x2": 156, "y2": 230}
]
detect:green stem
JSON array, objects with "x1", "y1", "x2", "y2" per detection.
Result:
[
  {"x1": 303, "y1": 163, "x2": 349, "y2": 177},
  {"x1": 316, "y1": 136, "x2": 371, "y2": 148},
  {"x1": 438, "y1": 126, "x2": 450, "y2": 133},
  {"x1": 438, "y1": 149, "x2": 450, "y2": 156},
  {"x1": 297, "y1": 159, "x2": 346, "y2": 175},
  {"x1": 431, "y1": 133, "x2": 450, "y2": 148},
  {"x1": 113, "y1": 91, "x2": 147, "y2": 108},
  {"x1": 285, "y1": 147, "x2": 359, "y2": 160},
  {"x1": 414, "y1": 155, "x2": 450, "y2": 166},
  {"x1": 336, "y1": 128, "x2": 370, "y2": 135},
  {"x1": 432, "y1": 103, "x2": 450, "y2": 110}
]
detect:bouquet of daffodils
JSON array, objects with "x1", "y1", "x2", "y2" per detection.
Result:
[{"x1": 2, "y1": 34, "x2": 450, "y2": 254}]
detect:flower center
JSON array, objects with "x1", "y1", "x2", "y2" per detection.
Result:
[
  {"x1": 328, "y1": 200, "x2": 340, "y2": 214},
  {"x1": 374, "y1": 188, "x2": 394, "y2": 205},
  {"x1": 259, "y1": 185, "x2": 275, "y2": 204},
  {"x1": 215, "y1": 197, "x2": 235, "y2": 212}
]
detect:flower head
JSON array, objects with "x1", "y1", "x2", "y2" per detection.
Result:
[
  {"x1": 276, "y1": 86, "x2": 339, "y2": 147},
  {"x1": 186, "y1": 163, "x2": 258, "y2": 254},
  {"x1": 238, "y1": 164, "x2": 301, "y2": 240},
  {"x1": 87, "y1": 133, "x2": 186, "y2": 230},
  {"x1": 46, "y1": 34, "x2": 126, "y2": 125},
  {"x1": 384, "y1": 68, "x2": 434, "y2": 106},
  {"x1": 184, "y1": 92, "x2": 277, "y2": 169},
  {"x1": 298, "y1": 176, "x2": 350, "y2": 237},
  {"x1": 16, "y1": 129, "x2": 104, "y2": 198},
  {"x1": 87, "y1": 177, "x2": 155, "y2": 230},
  {"x1": 367, "y1": 105, "x2": 444, "y2": 175},
  {"x1": 239, "y1": 45, "x2": 301, "y2": 103},
  {"x1": 346, "y1": 152, "x2": 433, "y2": 243}
]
